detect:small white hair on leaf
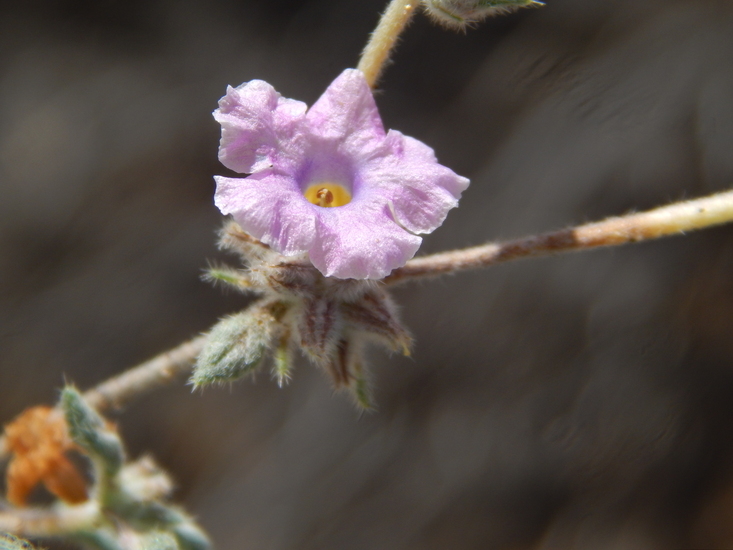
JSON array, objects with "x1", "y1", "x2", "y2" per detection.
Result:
[{"x1": 422, "y1": 0, "x2": 543, "y2": 30}]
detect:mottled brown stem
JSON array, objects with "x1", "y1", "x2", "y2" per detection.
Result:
[
  {"x1": 357, "y1": 0, "x2": 417, "y2": 88},
  {"x1": 386, "y1": 189, "x2": 733, "y2": 284},
  {"x1": 81, "y1": 334, "x2": 207, "y2": 412}
]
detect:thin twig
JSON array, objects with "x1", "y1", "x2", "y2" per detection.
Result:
[
  {"x1": 2, "y1": 190, "x2": 732, "y2": 459},
  {"x1": 357, "y1": 0, "x2": 417, "y2": 88},
  {"x1": 0, "y1": 333, "x2": 217, "y2": 534},
  {"x1": 386, "y1": 189, "x2": 733, "y2": 284},
  {"x1": 0, "y1": 335, "x2": 207, "y2": 461},
  {"x1": 82, "y1": 334, "x2": 208, "y2": 412}
]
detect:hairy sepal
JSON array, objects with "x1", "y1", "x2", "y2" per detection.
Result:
[{"x1": 192, "y1": 302, "x2": 282, "y2": 387}]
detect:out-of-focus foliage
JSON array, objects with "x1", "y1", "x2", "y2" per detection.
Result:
[{"x1": 0, "y1": 534, "x2": 36, "y2": 550}]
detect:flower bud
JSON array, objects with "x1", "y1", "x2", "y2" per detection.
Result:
[
  {"x1": 191, "y1": 303, "x2": 280, "y2": 387},
  {"x1": 422, "y1": 0, "x2": 542, "y2": 30}
]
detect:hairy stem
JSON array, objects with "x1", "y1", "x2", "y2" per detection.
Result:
[
  {"x1": 357, "y1": 0, "x2": 417, "y2": 88},
  {"x1": 3, "y1": 191, "x2": 732, "y2": 462},
  {"x1": 83, "y1": 335, "x2": 208, "y2": 412},
  {"x1": 387, "y1": 189, "x2": 733, "y2": 284}
]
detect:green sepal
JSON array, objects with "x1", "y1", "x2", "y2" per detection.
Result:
[
  {"x1": 204, "y1": 266, "x2": 252, "y2": 291},
  {"x1": 61, "y1": 387, "x2": 124, "y2": 477},
  {"x1": 353, "y1": 374, "x2": 374, "y2": 411},
  {"x1": 273, "y1": 334, "x2": 294, "y2": 387}
]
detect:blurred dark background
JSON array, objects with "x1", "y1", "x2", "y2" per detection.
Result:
[{"x1": 2, "y1": 0, "x2": 733, "y2": 548}]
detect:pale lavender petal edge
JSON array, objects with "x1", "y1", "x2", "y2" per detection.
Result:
[
  {"x1": 306, "y1": 69, "x2": 385, "y2": 154},
  {"x1": 215, "y1": 80, "x2": 307, "y2": 174},
  {"x1": 308, "y1": 205, "x2": 422, "y2": 279},
  {"x1": 359, "y1": 131, "x2": 470, "y2": 234},
  {"x1": 214, "y1": 174, "x2": 316, "y2": 255}
]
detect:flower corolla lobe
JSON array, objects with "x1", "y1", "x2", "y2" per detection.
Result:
[{"x1": 214, "y1": 69, "x2": 469, "y2": 279}]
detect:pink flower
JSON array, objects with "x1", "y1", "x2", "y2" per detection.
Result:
[{"x1": 213, "y1": 69, "x2": 469, "y2": 279}]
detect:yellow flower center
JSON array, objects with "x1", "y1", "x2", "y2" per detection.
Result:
[{"x1": 304, "y1": 183, "x2": 352, "y2": 207}]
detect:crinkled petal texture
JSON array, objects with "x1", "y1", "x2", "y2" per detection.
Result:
[
  {"x1": 310, "y1": 204, "x2": 423, "y2": 280},
  {"x1": 215, "y1": 172, "x2": 316, "y2": 255},
  {"x1": 306, "y1": 69, "x2": 386, "y2": 153},
  {"x1": 213, "y1": 68, "x2": 470, "y2": 279},
  {"x1": 215, "y1": 81, "x2": 307, "y2": 174}
]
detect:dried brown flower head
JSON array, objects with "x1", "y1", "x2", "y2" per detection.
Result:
[{"x1": 4, "y1": 405, "x2": 88, "y2": 506}]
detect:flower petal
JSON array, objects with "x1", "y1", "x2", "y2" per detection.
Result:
[
  {"x1": 215, "y1": 80, "x2": 307, "y2": 174},
  {"x1": 213, "y1": 70, "x2": 470, "y2": 280},
  {"x1": 308, "y1": 205, "x2": 422, "y2": 279},
  {"x1": 306, "y1": 69, "x2": 385, "y2": 155},
  {"x1": 360, "y1": 131, "x2": 470, "y2": 234},
  {"x1": 215, "y1": 174, "x2": 316, "y2": 255}
]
